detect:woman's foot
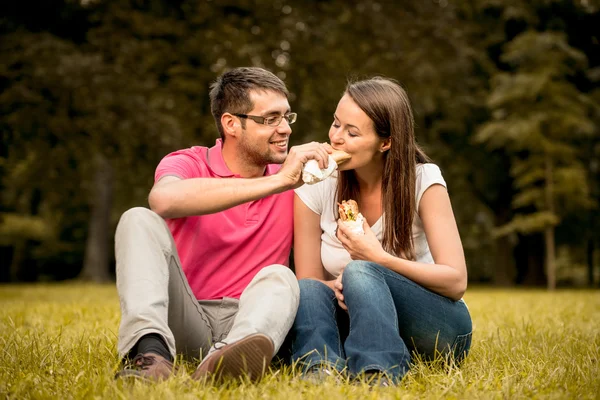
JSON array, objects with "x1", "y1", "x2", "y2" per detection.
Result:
[
  {"x1": 300, "y1": 365, "x2": 343, "y2": 384},
  {"x1": 359, "y1": 370, "x2": 394, "y2": 387}
]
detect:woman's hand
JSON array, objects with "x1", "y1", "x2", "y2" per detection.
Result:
[
  {"x1": 333, "y1": 269, "x2": 347, "y2": 311},
  {"x1": 336, "y1": 219, "x2": 386, "y2": 263}
]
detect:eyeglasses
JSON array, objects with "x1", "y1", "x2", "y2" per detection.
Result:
[{"x1": 233, "y1": 112, "x2": 297, "y2": 127}]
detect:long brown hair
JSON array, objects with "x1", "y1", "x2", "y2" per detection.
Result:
[{"x1": 337, "y1": 77, "x2": 430, "y2": 260}]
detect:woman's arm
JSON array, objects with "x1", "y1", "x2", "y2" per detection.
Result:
[
  {"x1": 294, "y1": 194, "x2": 336, "y2": 290},
  {"x1": 336, "y1": 184, "x2": 467, "y2": 300}
]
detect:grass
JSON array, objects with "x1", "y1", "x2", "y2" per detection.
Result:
[{"x1": 0, "y1": 284, "x2": 598, "y2": 399}]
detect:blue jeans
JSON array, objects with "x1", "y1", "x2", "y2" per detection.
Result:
[{"x1": 290, "y1": 261, "x2": 472, "y2": 380}]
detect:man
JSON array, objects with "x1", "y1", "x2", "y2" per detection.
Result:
[{"x1": 115, "y1": 67, "x2": 330, "y2": 382}]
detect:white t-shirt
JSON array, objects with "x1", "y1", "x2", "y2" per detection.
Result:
[{"x1": 294, "y1": 163, "x2": 447, "y2": 278}]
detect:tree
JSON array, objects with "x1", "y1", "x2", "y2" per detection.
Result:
[
  {"x1": 475, "y1": 31, "x2": 596, "y2": 289},
  {"x1": 1, "y1": 1, "x2": 192, "y2": 281}
]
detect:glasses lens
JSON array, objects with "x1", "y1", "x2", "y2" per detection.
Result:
[
  {"x1": 264, "y1": 113, "x2": 297, "y2": 126},
  {"x1": 265, "y1": 116, "x2": 280, "y2": 126},
  {"x1": 286, "y1": 113, "x2": 297, "y2": 125}
]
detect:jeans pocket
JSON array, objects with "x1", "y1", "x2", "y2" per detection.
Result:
[{"x1": 451, "y1": 331, "x2": 472, "y2": 364}]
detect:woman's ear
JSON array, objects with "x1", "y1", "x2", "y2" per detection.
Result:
[
  {"x1": 222, "y1": 113, "x2": 239, "y2": 138},
  {"x1": 380, "y1": 138, "x2": 391, "y2": 152}
]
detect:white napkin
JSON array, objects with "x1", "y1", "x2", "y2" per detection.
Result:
[
  {"x1": 343, "y1": 213, "x2": 365, "y2": 235},
  {"x1": 302, "y1": 154, "x2": 337, "y2": 185}
]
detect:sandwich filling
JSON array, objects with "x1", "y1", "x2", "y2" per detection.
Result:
[{"x1": 338, "y1": 200, "x2": 359, "y2": 222}]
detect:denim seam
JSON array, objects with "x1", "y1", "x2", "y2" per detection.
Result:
[
  {"x1": 451, "y1": 331, "x2": 473, "y2": 362},
  {"x1": 374, "y1": 266, "x2": 400, "y2": 333},
  {"x1": 388, "y1": 269, "x2": 449, "y2": 299},
  {"x1": 327, "y1": 289, "x2": 345, "y2": 363},
  {"x1": 346, "y1": 264, "x2": 402, "y2": 377},
  {"x1": 303, "y1": 359, "x2": 342, "y2": 373},
  {"x1": 360, "y1": 364, "x2": 387, "y2": 373},
  {"x1": 347, "y1": 265, "x2": 400, "y2": 338},
  {"x1": 363, "y1": 261, "x2": 458, "y2": 305}
]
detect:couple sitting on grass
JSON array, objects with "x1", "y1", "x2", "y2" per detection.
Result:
[{"x1": 115, "y1": 67, "x2": 472, "y2": 386}]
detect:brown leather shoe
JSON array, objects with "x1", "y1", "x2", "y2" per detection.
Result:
[
  {"x1": 191, "y1": 333, "x2": 274, "y2": 382},
  {"x1": 116, "y1": 353, "x2": 175, "y2": 381}
]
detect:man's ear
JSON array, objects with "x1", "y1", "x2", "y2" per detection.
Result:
[
  {"x1": 222, "y1": 113, "x2": 240, "y2": 138},
  {"x1": 380, "y1": 138, "x2": 391, "y2": 153}
]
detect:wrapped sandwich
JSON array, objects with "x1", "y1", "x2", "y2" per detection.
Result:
[
  {"x1": 338, "y1": 199, "x2": 365, "y2": 235},
  {"x1": 302, "y1": 149, "x2": 351, "y2": 185}
]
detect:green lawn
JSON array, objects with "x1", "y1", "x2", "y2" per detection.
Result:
[{"x1": 0, "y1": 284, "x2": 598, "y2": 399}]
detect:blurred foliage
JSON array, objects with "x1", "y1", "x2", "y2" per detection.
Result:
[
  {"x1": 0, "y1": 0, "x2": 598, "y2": 285},
  {"x1": 477, "y1": 30, "x2": 597, "y2": 236}
]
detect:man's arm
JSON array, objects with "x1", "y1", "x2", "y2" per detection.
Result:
[
  {"x1": 149, "y1": 174, "x2": 287, "y2": 218},
  {"x1": 149, "y1": 142, "x2": 330, "y2": 219}
]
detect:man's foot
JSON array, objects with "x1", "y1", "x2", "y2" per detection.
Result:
[
  {"x1": 115, "y1": 353, "x2": 175, "y2": 381},
  {"x1": 191, "y1": 333, "x2": 274, "y2": 382}
]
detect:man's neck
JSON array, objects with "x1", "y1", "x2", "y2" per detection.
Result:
[{"x1": 221, "y1": 141, "x2": 267, "y2": 178}]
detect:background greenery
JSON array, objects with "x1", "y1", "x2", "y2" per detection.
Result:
[{"x1": 1, "y1": 0, "x2": 599, "y2": 287}]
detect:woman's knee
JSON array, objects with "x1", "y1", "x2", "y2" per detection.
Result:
[
  {"x1": 297, "y1": 278, "x2": 335, "y2": 308},
  {"x1": 298, "y1": 278, "x2": 331, "y2": 296},
  {"x1": 341, "y1": 261, "x2": 388, "y2": 302},
  {"x1": 342, "y1": 261, "x2": 381, "y2": 286}
]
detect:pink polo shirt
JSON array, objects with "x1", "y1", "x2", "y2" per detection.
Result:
[{"x1": 154, "y1": 139, "x2": 294, "y2": 300}]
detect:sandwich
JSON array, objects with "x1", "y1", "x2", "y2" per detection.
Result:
[
  {"x1": 302, "y1": 149, "x2": 351, "y2": 185},
  {"x1": 331, "y1": 149, "x2": 352, "y2": 165},
  {"x1": 338, "y1": 199, "x2": 365, "y2": 235}
]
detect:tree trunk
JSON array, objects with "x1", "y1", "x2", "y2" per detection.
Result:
[
  {"x1": 587, "y1": 239, "x2": 595, "y2": 287},
  {"x1": 515, "y1": 234, "x2": 546, "y2": 286},
  {"x1": 9, "y1": 241, "x2": 25, "y2": 282},
  {"x1": 494, "y1": 209, "x2": 516, "y2": 286},
  {"x1": 544, "y1": 226, "x2": 556, "y2": 290},
  {"x1": 494, "y1": 235, "x2": 516, "y2": 286},
  {"x1": 545, "y1": 154, "x2": 556, "y2": 290},
  {"x1": 80, "y1": 153, "x2": 113, "y2": 282}
]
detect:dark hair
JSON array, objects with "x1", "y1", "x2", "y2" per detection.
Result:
[
  {"x1": 336, "y1": 77, "x2": 430, "y2": 260},
  {"x1": 209, "y1": 67, "x2": 289, "y2": 141}
]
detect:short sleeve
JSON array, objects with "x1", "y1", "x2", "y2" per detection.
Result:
[
  {"x1": 154, "y1": 148, "x2": 209, "y2": 183},
  {"x1": 415, "y1": 164, "x2": 447, "y2": 209},
  {"x1": 294, "y1": 180, "x2": 326, "y2": 215}
]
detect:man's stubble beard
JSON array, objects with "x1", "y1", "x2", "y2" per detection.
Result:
[{"x1": 238, "y1": 129, "x2": 288, "y2": 166}]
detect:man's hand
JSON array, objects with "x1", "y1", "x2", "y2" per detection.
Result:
[
  {"x1": 334, "y1": 269, "x2": 347, "y2": 311},
  {"x1": 277, "y1": 142, "x2": 332, "y2": 190}
]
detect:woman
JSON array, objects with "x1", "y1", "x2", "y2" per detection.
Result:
[{"x1": 290, "y1": 77, "x2": 472, "y2": 384}]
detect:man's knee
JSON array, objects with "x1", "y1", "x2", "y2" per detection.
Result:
[
  {"x1": 116, "y1": 207, "x2": 167, "y2": 241},
  {"x1": 255, "y1": 264, "x2": 299, "y2": 299},
  {"x1": 118, "y1": 207, "x2": 157, "y2": 228}
]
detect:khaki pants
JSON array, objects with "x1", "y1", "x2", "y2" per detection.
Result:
[{"x1": 115, "y1": 207, "x2": 299, "y2": 361}]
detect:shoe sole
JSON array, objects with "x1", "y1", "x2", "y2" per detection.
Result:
[
  {"x1": 194, "y1": 333, "x2": 274, "y2": 382},
  {"x1": 115, "y1": 368, "x2": 173, "y2": 382},
  {"x1": 115, "y1": 369, "x2": 155, "y2": 383}
]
